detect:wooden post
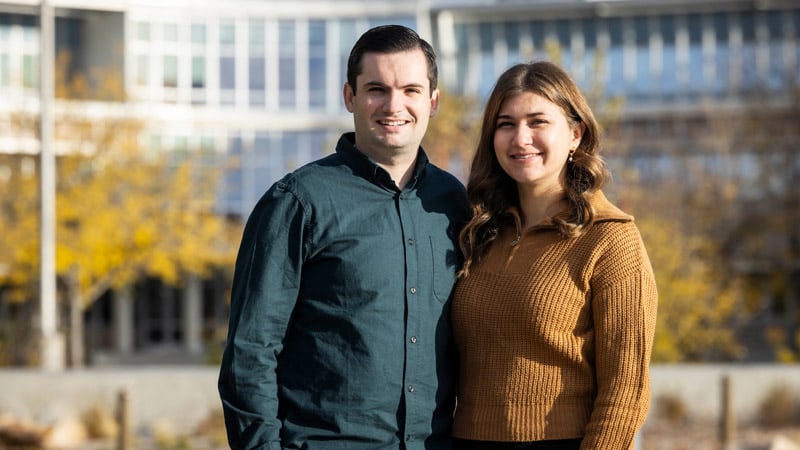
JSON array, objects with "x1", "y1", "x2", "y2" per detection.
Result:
[
  {"x1": 116, "y1": 389, "x2": 132, "y2": 450},
  {"x1": 720, "y1": 374, "x2": 735, "y2": 450}
]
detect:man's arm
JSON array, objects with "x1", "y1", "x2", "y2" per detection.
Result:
[{"x1": 218, "y1": 180, "x2": 307, "y2": 450}]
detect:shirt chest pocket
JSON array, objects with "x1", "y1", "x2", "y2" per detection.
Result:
[{"x1": 429, "y1": 236, "x2": 459, "y2": 303}]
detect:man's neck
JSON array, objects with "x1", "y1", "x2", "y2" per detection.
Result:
[{"x1": 377, "y1": 157, "x2": 416, "y2": 190}]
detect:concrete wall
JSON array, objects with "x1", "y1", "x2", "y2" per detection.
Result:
[
  {"x1": 1, "y1": 364, "x2": 799, "y2": 436},
  {"x1": 0, "y1": 367, "x2": 222, "y2": 436},
  {"x1": 649, "y1": 364, "x2": 800, "y2": 423}
]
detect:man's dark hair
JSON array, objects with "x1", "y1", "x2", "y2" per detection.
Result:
[{"x1": 346, "y1": 24, "x2": 438, "y2": 94}]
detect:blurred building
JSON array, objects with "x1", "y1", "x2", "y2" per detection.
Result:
[{"x1": 0, "y1": 0, "x2": 798, "y2": 364}]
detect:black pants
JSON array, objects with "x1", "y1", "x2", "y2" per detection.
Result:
[{"x1": 453, "y1": 438, "x2": 583, "y2": 450}]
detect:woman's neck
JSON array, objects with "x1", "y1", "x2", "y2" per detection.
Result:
[{"x1": 517, "y1": 185, "x2": 566, "y2": 230}]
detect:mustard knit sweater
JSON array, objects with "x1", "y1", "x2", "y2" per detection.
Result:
[{"x1": 452, "y1": 191, "x2": 658, "y2": 449}]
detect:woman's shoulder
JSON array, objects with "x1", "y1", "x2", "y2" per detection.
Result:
[{"x1": 589, "y1": 190, "x2": 633, "y2": 224}]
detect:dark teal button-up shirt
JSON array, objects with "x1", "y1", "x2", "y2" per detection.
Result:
[{"x1": 219, "y1": 133, "x2": 469, "y2": 450}]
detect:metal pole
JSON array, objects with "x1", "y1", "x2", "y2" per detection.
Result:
[{"x1": 39, "y1": 0, "x2": 63, "y2": 370}]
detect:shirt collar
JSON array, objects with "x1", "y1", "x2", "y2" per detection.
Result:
[{"x1": 335, "y1": 132, "x2": 428, "y2": 191}]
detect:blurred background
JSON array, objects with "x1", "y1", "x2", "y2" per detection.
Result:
[{"x1": 0, "y1": 0, "x2": 798, "y2": 449}]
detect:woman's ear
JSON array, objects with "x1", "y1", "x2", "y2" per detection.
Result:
[{"x1": 572, "y1": 122, "x2": 585, "y2": 149}]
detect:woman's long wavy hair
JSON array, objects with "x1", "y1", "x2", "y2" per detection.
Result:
[{"x1": 458, "y1": 61, "x2": 609, "y2": 277}]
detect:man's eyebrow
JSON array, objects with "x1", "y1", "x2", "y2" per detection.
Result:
[{"x1": 362, "y1": 80, "x2": 426, "y2": 89}]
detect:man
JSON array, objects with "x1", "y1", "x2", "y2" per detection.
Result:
[{"x1": 218, "y1": 25, "x2": 469, "y2": 449}]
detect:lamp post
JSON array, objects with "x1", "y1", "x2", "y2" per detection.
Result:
[{"x1": 39, "y1": 0, "x2": 63, "y2": 370}]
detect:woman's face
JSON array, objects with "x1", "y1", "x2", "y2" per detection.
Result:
[{"x1": 493, "y1": 91, "x2": 582, "y2": 193}]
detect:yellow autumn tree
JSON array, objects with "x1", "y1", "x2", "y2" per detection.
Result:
[
  {"x1": 422, "y1": 87, "x2": 481, "y2": 180},
  {"x1": 0, "y1": 53, "x2": 240, "y2": 367}
]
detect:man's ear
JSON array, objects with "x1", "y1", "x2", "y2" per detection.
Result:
[
  {"x1": 343, "y1": 83, "x2": 355, "y2": 112},
  {"x1": 429, "y1": 89, "x2": 440, "y2": 117}
]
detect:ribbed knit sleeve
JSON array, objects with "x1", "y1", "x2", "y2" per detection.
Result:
[{"x1": 581, "y1": 222, "x2": 658, "y2": 450}]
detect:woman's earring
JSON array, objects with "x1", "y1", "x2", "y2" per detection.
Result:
[{"x1": 568, "y1": 149, "x2": 575, "y2": 163}]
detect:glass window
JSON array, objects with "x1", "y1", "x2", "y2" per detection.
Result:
[
  {"x1": 280, "y1": 132, "x2": 298, "y2": 178},
  {"x1": 249, "y1": 20, "x2": 265, "y2": 50},
  {"x1": 222, "y1": 134, "x2": 244, "y2": 215},
  {"x1": 279, "y1": 20, "x2": 296, "y2": 109},
  {"x1": 23, "y1": 54, "x2": 37, "y2": 88},
  {"x1": 478, "y1": 23, "x2": 495, "y2": 98},
  {"x1": 220, "y1": 56, "x2": 235, "y2": 90},
  {"x1": 607, "y1": 18, "x2": 625, "y2": 97},
  {"x1": 339, "y1": 19, "x2": 357, "y2": 94},
  {"x1": 739, "y1": 12, "x2": 758, "y2": 91},
  {"x1": 136, "y1": 54, "x2": 149, "y2": 86},
  {"x1": 454, "y1": 23, "x2": 469, "y2": 94},
  {"x1": 163, "y1": 55, "x2": 177, "y2": 88},
  {"x1": 688, "y1": 14, "x2": 704, "y2": 94},
  {"x1": 713, "y1": 13, "x2": 730, "y2": 95},
  {"x1": 249, "y1": 20, "x2": 266, "y2": 107},
  {"x1": 579, "y1": 18, "x2": 598, "y2": 93},
  {"x1": 659, "y1": 15, "x2": 678, "y2": 98},
  {"x1": 0, "y1": 15, "x2": 11, "y2": 40},
  {"x1": 529, "y1": 21, "x2": 546, "y2": 58},
  {"x1": 796, "y1": 10, "x2": 800, "y2": 85},
  {"x1": 21, "y1": 15, "x2": 36, "y2": 42},
  {"x1": 504, "y1": 22, "x2": 521, "y2": 66},
  {"x1": 0, "y1": 54, "x2": 8, "y2": 86},
  {"x1": 220, "y1": 22, "x2": 235, "y2": 46},
  {"x1": 309, "y1": 20, "x2": 326, "y2": 109},
  {"x1": 191, "y1": 23, "x2": 206, "y2": 44},
  {"x1": 250, "y1": 57, "x2": 265, "y2": 106},
  {"x1": 765, "y1": 10, "x2": 784, "y2": 91},
  {"x1": 219, "y1": 20, "x2": 236, "y2": 106},
  {"x1": 632, "y1": 17, "x2": 651, "y2": 99},
  {"x1": 137, "y1": 22, "x2": 150, "y2": 41},
  {"x1": 192, "y1": 56, "x2": 205, "y2": 88},
  {"x1": 555, "y1": 19, "x2": 572, "y2": 72}
]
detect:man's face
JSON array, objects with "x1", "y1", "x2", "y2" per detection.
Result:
[{"x1": 343, "y1": 49, "x2": 439, "y2": 163}]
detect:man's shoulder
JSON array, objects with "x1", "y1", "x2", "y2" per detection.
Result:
[
  {"x1": 422, "y1": 162, "x2": 466, "y2": 193},
  {"x1": 278, "y1": 152, "x2": 348, "y2": 187}
]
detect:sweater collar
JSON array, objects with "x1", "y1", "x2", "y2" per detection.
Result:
[
  {"x1": 507, "y1": 190, "x2": 633, "y2": 238},
  {"x1": 585, "y1": 190, "x2": 634, "y2": 222}
]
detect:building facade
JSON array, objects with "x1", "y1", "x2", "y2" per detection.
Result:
[{"x1": 1, "y1": 0, "x2": 798, "y2": 364}]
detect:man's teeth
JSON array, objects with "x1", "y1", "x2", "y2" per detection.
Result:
[{"x1": 380, "y1": 120, "x2": 405, "y2": 126}]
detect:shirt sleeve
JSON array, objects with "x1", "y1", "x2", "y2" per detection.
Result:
[
  {"x1": 582, "y1": 222, "x2": 658, "y2": 450},
  {"x1": 218, "y1": 178, "x2": 308, "y2": 450}
]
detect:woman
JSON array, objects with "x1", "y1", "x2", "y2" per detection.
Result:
[{"x1": 452, "y1": 61, "x2": 657, "y2": 450}]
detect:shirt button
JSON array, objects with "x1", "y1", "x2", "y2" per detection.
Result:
[
  {"x1": 408, "y1": 385, "x2": 415, "y2": 392},
  {"x1": 410, "y1": 336, "x2": 417, "y2": 343},
  {"x1": 410, "y1": 287, "x2": 416, "y2": 294},
  {"x1": 408, "y1": 238, "x2": 414, "y2": 245},
  {"x1": 406, "y1": 435, "x2": 413, "y2": 441}
]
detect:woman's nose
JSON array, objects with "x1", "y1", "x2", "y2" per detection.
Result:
[{"x1": 511, "y1": 125, "x2": 531, "y2": 146}]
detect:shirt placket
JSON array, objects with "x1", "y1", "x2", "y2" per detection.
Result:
[{"x1": 396, "y1": 191, "x2": 422, "y2": 446}]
